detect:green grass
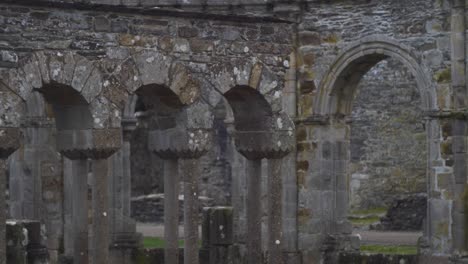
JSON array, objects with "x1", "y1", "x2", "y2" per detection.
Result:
[
  {"x1": 349, "y1": 216, "x2": 380, "y2": 226},
  {"x1": 350, "y1": 207, "x2": 387, "y2": 216},
  {"x1": 143, "y1": 237, "x2": 184, "y2": 249},
  {"x1": 360, "y1": 245, "x2": 417, "y2": 255}
]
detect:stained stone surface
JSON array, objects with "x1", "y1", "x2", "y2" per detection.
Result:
[{"x1": 0, "y1": 0, "x2": 462, "y2": 263}]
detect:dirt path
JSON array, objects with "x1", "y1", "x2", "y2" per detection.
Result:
[{"x1": 354, "y1": 230, "x2": 422, "y2": 245}]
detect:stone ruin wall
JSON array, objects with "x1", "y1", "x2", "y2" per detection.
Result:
[
  {"x1": 295, "y1": 0, "x2": 452, "y2": 259},
  {"x1": 349, "y1": 58, "x2": 427, "y2": 210},
  {"x1": 0, "y1": 1, "x2": 295, "y2": 260}
]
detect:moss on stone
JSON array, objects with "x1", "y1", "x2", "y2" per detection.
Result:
[
  {"x1": 323, "y1": 33, "x2": 340, "y2": 44},
  {"x1": 434, "y1": 68, "x2": 451, "y2": 83}
]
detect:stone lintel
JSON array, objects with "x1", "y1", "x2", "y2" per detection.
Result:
[
  {"x1": 57, "y1": 128, "x2": 122, "y2": 160},
  {"x1": 148, "y1": 127, "x2": 212, "y2": 159},
  {"x1": 0, "y1": 127, "x2": 21, "y2": 159}
]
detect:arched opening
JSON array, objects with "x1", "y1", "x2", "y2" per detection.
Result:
[
  {"x1": 224, "y1": 85, "x2": 273, "y2": 131},
  {"x1": 348, "y1": 58, "x2": 427, "y2": 249},
  {"x1": 35, "y1": 83, "x2": 93, "y2": 130},
  {"x1": 7, "y1": 82, "x2": 95, "y2": 261},
  {"x1": 315, "y1": 38, "x2": 440, "y2": 255}
]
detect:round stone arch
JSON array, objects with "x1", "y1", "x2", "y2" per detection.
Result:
[
  {"x1": 316, "y1": 35, "x2": 438, "y2": 116},
  {"x1": 111, "y1": 50, "x2": 202, "y2": 107},
  {"x1": 300, "y1": 35, "x2": 444, "y2": 254},
  {"x1": 208, "y1": 59, "x2": 287, "y2": 131},
  {"x1": 0, "y1": 51, "x2": 113, "y2": 129}
]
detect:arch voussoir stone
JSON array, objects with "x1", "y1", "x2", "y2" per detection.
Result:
[
  {"x1": 132, "y1": 50, "x2": 171, "y2": 88},
  {"x1": 210, "y1": 59, "x2": 284, "y2": 114}
]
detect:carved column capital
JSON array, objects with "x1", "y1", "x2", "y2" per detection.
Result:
[
  {"x1": 57, "y1": 128, "x2": 122, "y2": 160},
  {"x1": 148, "y1": 127, "x2": 212, "y2": 159},
  {"x1": 234, "y1": 130, "x2": 295, "y2": 160},
  {"x1": 0, "y1": 127, "x2": 21, "y2": 159}
]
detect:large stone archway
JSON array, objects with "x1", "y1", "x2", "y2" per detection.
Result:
[{"x1": 297, "y1": 36, "x2": 452, "y2": 261}]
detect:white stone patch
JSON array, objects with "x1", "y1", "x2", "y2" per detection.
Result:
[
  {"x1": 277, "y1": 141, "x2": 282, "y2": 147},
  {"x1": 244, "y1": 46, "x2": 249, "y2": 53},
  {"x1": 22, "y1": 228, "x2": 29, "y2": 246},
  {"x1": 175, "y1": 44, "x2": 189, "y2": 52},
  {"x1": 189, "y1": 139, "x2": 194, "y2": 145},
  {"x1": 233, "y1": 67, "x2": 240, "y2": 75},
  {"x1": 133, "y1": 76, "x2": 138, "y2": 81},
  {"x1": 52, "y1": 69, "x2": 60, "y2": 78},
  {"x1": 275, "y1": 240, "x2": 280, "y2": 245},
  {"x1": 94, "y1": 118, "x2": 101, "y2": 124},
  {"x1": 193, "y1": 192, "x2": 197, "y2": 196},
  {"x1": 103, "y1": 212, "x2": 107, "y2": 217},
  {"x1": 219, "y1": 225, "x2": 224, "y2": 230},
  {"x1": 283, "y1": 60, "x2": 290, "y2": 68},
  {"x1": 57, "y1": 52, "x2": 63, "y2": 57},
  {"x1": 103, "y1": 80, "x2": 110, "y2": 87},
  {"x1": 190, "y1": 133, "x2": 195, "y2": 138},
  {"x1": 274, "y1": 90, "x2": 281, "y2": 98},
  {"x1": 276, "y1": 117, "x2": 283, "y2": 129},
  {"x1": 288, "y1": 130, "x2": 293, "y2": 136},
  {"x1": 146, "y1": 56, "x2": 155, "y2": 63}
]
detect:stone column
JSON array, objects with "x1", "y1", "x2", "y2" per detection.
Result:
[
  {"x1": 109, "y1": 119, "x2": 141, "y2": 264},
  {"x1": 149, "y1": 128, "x2": 212, "y2": 264},
  {"x1": 71, "y1": 159, "x2": 89, "y2": 264},
  {"x1": 266, "y1": 157, "x2": 284, "y2": 264},
  {"x1": 163, "y1": 158, "x2": 179, "y2": 264},
  {"x1": 180, "y1": 158, "x2": 200, "y2": 264},
  {"x1": 91, "y1": 158, "x2": 111, "y2": 264},
  {"x1": 57, "y1": 129, "x2": 121, "y2": 264},
  {"x1": 0, "y1": 128, "x2": 21, "y2": 264},
  {"x1": 245, "y1": 159, "x2": 263, "y2": 264},
  {"x1": 235, "y1": 130, "x2": 294, "y2": 264}
]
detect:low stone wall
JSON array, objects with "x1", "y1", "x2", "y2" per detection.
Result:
[{"x1": 131, "y1": 193, "x2": 215, "y2": 223}]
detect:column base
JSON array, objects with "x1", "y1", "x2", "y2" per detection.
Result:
[
  {"x1": 283, "y1": 251, "x2": 302, "y2": 264},
  {"x1": 109, "y1": 232, "x2": 143, "y2": 264}
]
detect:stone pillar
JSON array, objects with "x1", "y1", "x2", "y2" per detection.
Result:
[
  {"x1": 71, "y1": 159, "x2": 89, "y2": 264},
  {"x1": 91, "y1": 158, "x2": 111, "y2": 264},
  {"x1": 245, "y1": 159, "x2": 263, "y2": 264},
  {"x1": 235, "y1": 130, "x2": 294, "y2": 264},
  {"x1": 180, "y1": 158, "x2": 200, "y2": 264},
  {"x1": 266, "y1": 158, "x2": 284, "y2": 264},
  {"x1": 163, "y1": 159, "x2": 179, "y2": 264},
  {"x1": 149, "y1": 127, "x2": 212, "y2": 264},
  {"x1": 56, "y1": 129, "x2": 121, "y2": 264},
  {"x1": 109, "y1": 119, "x2": 141, "y2": 264},
  {"x1": 225, "y1": 119, "x2": 247, "y2": 245},
  {"x1": 0, "y1": 128, "x2": 21, "y2": 264}
]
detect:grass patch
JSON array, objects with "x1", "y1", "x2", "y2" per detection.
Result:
[
  {"x1": 143, "y1": 237, "x2": 184, "y2": 249},
  {"x1": 349, "y1": 216, "x2": 380, "y2": 226},
  {"x1": 361, "y1": 244, "x2": 417, "y2": 255},
  {"x1": 350, "y1": 207, "x2": 387, "y2": 216}
]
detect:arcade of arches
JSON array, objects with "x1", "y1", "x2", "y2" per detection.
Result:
[{"x1": 0, "y1": 0, "x2": 466, "y2": 263}]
